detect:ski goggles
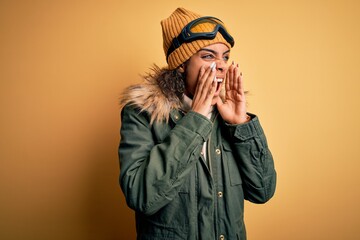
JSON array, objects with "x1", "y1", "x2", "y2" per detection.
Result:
[{"x1": 166, "y1": 16, "x2": 235, "y2": 60}]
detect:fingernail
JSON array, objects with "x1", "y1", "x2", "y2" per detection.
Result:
[
  {"x1": 210, "y1": 62, "x2": 216, "y2": 70},
  {"x1": 212, "y1": 64, "x2": 217, "y2": 72},
  {"x1": 232, "y1": 61, "x2": 235, "y2": 65}
]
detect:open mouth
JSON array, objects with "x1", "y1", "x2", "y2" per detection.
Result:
[
  {"x1": 214, "y1": 77, "x2": 223, "y2": 83},
  {"x1": 215, "y1": 77, "x2": 223, "y2": 93}
]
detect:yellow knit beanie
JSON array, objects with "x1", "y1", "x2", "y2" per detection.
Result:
[{"x1": 161, "y1": 7, "x2": 233, "y2": 69}]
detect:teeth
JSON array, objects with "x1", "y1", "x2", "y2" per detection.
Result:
[{"x1": 213, "y1": 77, "x2": 223, "y2": 83}]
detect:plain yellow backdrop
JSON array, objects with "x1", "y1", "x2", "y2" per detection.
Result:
[{"x1": 1, "y1": 0, "x2": 359, "y2": 239}]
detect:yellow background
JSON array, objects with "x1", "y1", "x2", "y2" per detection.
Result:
[{"x1": 1, "y1": 0, "x2": 359, "y2": 239}]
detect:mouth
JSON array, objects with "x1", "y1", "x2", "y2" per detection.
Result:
[
  {"x1": 214, "y1": 77, "x2": 224, "y2": 83},
  {"x1": 214, "y1": 77, "x2": 224, "y2": 93}
]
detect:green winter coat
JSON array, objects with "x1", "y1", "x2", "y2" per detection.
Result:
[{"x1": 118, "y1": 70, "x2": 276, "y2": 240}]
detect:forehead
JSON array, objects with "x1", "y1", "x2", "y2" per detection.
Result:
[{"x1": 197, "y1": 43, "x2": 230, "y2": 54}]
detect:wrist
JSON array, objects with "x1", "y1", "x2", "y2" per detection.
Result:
[{"x1": 235, "y1": 114, "x2": 251, "y2": 124}]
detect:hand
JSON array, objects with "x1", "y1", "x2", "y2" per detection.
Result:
[
  {"x1": 191, "y1": 63, "x2": 217, "y2": 116},
  {"x1": 216, "y1": 62, "x2": 249, "y2": 124}
]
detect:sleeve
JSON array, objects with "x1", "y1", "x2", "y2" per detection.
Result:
[
  {"x1": 226, "y1": 113, "x2": 277, "y2": 203},
  {"x1": 118, "y1": 105, "x2": 212, "y2": 215}
]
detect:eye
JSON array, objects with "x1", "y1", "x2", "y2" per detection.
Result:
[
  {"x1": 223, "y1": 55, "x2": 230, "y2": 62},
  {"x1": 201, "y1": 54, "x2": 215, "y2": 60}
]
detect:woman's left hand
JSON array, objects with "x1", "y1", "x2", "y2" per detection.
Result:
[{"x1": 216, "y1": 62, "x2": 249, "y2": 124}]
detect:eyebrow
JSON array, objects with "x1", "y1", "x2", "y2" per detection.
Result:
[{"x1": 199, "y1": 48, "x2": 230, "y2": 55}]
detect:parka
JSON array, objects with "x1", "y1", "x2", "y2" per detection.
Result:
[{"x1": 118, "y1": 68, "x2": 277, "y2": 240}]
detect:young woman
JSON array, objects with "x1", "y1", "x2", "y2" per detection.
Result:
[{"x1": 118, "y1": 7, "x2": 276, "y2": 240}]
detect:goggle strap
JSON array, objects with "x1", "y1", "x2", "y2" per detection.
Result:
[{"x1": 172, "y1": 37, "x2": 181, "y2": 49}]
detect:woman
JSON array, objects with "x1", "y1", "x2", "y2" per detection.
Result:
[{"x1": 118, "y1": 7, "x2": 276, "y2": 240}]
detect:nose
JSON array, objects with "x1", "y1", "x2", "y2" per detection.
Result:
[{"x1": 215, "y1": 59, "x2": 227, "y2": 72}]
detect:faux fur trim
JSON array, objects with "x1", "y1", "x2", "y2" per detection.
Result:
[{"x1": 119, "y1": 69, "x2": 182, "y2": 124}]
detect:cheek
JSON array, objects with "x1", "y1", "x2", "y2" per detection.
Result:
[
  {"x1": 184, "y1": 66, "x2": 201, "y2": 94},
  {"x1": 185, "y1": 76, "x2": 198, "y2": 95}
]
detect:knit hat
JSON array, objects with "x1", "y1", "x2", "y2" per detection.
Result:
[{"x1": 161, "y1": 7, "x2": 233, "y2": 69}]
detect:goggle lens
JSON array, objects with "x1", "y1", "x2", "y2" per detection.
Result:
[{"x1": 189, "y1": 19, "x2": 219, "y2": 34}]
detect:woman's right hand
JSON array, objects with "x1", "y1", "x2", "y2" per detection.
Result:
[{"x1": 191, "y1": 63, "x2": 217, "y2": 116}]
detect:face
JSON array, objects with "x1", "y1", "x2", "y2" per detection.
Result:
[{"x1": 183, "y1": 43, "x2": 230, "y2": 105}]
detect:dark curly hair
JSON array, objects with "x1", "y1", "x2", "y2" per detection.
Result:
[{"x1": 144, "y1": 64, "x2": 185, "y2": 102}]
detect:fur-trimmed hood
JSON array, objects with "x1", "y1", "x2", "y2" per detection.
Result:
[{"x1": 119, "y1": 66, "x2": 183, "y2": 124}]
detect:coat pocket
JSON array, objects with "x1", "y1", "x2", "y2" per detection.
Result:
[{"x1": 140, "y1": 191, "x2": 190, "y2": 238}]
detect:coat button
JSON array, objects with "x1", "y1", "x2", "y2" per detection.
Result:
[
  {"x1": 219, "y1": 235, "x2": 225, "y2": 240},
  {"x1": 174, "y1": 115, "x2": 179, "y2": 120},
  {"x1": 215, "y1": 149, "x2": 221, "y2": 154},
  {"x1": 217, "y1": 191, "x2": 223, "y2": 198}
]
